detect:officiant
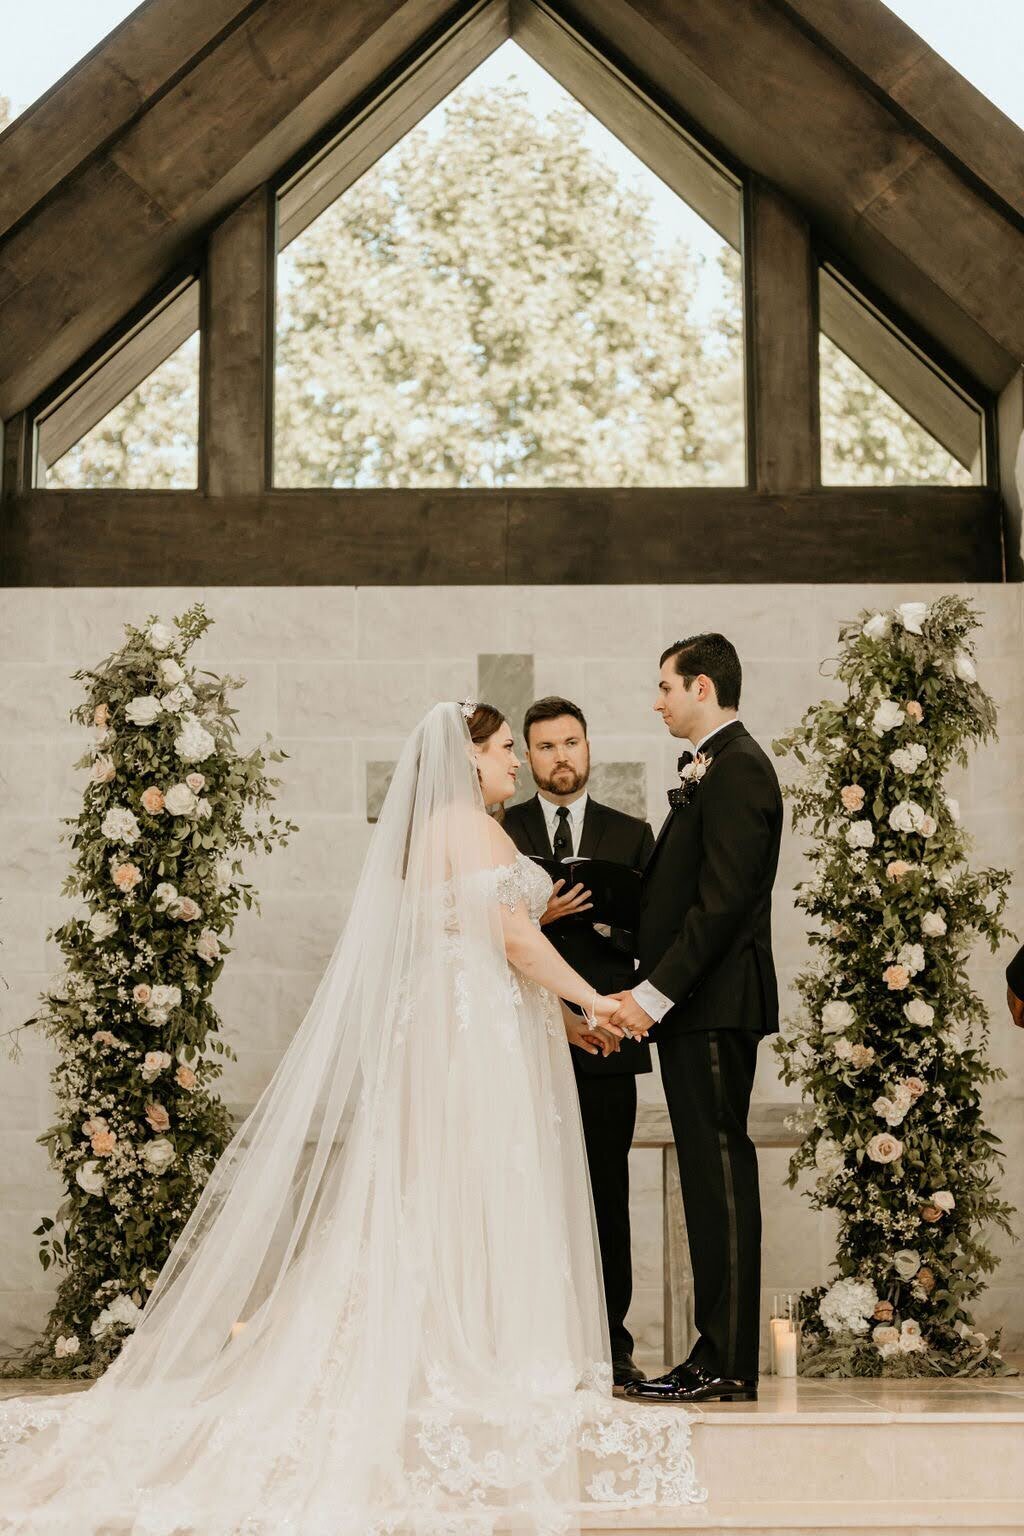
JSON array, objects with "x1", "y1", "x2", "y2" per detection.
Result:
[{"x1": 503, "y1": 696, "x2": 655, "y2": 1389}]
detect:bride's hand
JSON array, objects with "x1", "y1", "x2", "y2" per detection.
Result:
[{"x1": 563, "y1": 1009, "x2": 620, "y2": 1058}]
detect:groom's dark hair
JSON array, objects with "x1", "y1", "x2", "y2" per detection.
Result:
[{"x1": 661, "y1": 633, "x2": 742, "y2": 709}]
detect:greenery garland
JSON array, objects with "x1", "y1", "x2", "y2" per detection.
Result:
[
  {"x1": 772, "y1": 595, "x2": 1014, "y2": 1377},
  {"x1": 3, "y1": 604, "x2": 296, "y2": 1378}
]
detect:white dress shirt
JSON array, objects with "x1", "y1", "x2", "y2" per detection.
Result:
[
  {"x1": 539, "y1": 790, "x2": 589, "y2": 858},
  {"x1": 632, "y1": 718, "x2": 741, "y2": 1023}
]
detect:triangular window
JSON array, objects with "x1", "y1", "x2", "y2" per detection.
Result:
[
  {"x1": 819, "y1": 267, "x2": 983, "y2": 486},
  {"x1": 273, "y1": 39, "x2": 744, "y2": 489}
]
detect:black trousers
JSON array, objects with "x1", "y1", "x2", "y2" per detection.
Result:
[
  {"x1": 575, "y1": 1071, "x2": 637, "y2": 1359},
  {"x1": 657, "y1": 1028, "x2": 762, "y2": 1380}
]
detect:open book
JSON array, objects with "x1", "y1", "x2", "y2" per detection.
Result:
[{"x1": 526, "y1": 855, "x2": 643, "y2": 931}]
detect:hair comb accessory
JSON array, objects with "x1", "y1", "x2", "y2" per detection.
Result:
[{"x1": 459, "y1": 699, "x2": 477, "y2": 721}]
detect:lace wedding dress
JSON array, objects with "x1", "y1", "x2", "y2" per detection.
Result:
[{"x1": 0, "y1": 703, "x2": 702, "y2": 1534}]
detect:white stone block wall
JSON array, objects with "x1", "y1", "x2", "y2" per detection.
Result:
[{"x1": 1, "y1": 583, "x2": 1021, "y2": 1364}]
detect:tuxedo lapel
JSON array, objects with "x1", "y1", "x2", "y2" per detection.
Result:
[
  {"x1": 577, "y1": 798, "x2": 604, "y2": 859},
  {"x1": 521, "y1": 795, "x2": 553, "y2": 857}
]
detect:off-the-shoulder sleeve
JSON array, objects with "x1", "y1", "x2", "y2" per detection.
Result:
[{"x1": 490, "y1": 860, "x2": 529, "y2": 914}]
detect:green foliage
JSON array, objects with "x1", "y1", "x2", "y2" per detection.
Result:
[
  {"x1": 2, "y1": 604, "x2": 297, "y2": 1378},
  {"x1": 771, "y1": 596, "x2": 1014, "y2": 1377}
]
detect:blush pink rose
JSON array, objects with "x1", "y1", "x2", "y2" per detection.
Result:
[
  {"x1": 915, "y1": 1265, "x2": 936, "y2": 1293},
  {"x1": 883, "y1": 964, "x2": 911, "y2": 991},
  {"x1": 173, "y1": 897, "x2": 202, "y2": 922},
  {"x1": 920, "y1": 815, "x2": 937, "y2": 837},
  {"x1": 93, "y1": 703, "x2": 110, "y2": 728},
  {"x1": 849, "y1": 1044, "x2": 876, "y2": 1069},
  {"x1": 113, "y1": 862, "x2": 142, "y2": 892},
  {"x1": 185, "y1": 773, "x2": 205, "y2": 792},
  {"x1": 92, "y1": 1030, "x2": 118, "y2": 1047},
  {"x1": 145, "y1": 1103, "x2": 171, "y2": 1133},
  {"x1": 90, "y1": 757, "x2": 116, "y2": 784},
  {"x1": 886, "y1": 860, "x2": 913, "y2": 881},
  {"x1": 133, "y1": 983, "x2": 152, "y2": 1005},
  {"x1": 903, "y1": 1076, "x2": 926, "y2": 1100},
  {"x1": 905, "y1": 701, "x2": 924, "y2": 721},
  {"x1": 873, "y1": 1299, "x2": 895, "y2": 1322},
  {"x1": 840, "y1": 785, "x2": 865, "y2": 813},
  {"x1": 920, "y1": 1203, "x2": 943, "y2": 1223},
  {"x1": 141, "y1": 786, "x2": 165, "y2": 815},
  {"x1": 175, "y1": 1064, "x2": 196, "y2": 1091},
  {"x1": 91, "y1": 1129, "x2": 117, "y2": 1156}
]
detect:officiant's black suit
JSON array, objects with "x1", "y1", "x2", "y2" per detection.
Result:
[
  {"x1": 503, "y1": 792, "x2": 654, "y2": 1358},
  {"x1": 638, "y1": 720, "x2": 783, "y2": 1382}
]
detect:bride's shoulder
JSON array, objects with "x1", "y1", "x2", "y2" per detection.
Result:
[{"x1": 431, "y1": 806, "x2": 520, "y2": 866}]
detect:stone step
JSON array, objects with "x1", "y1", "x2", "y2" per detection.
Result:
[{"x1": 581, "y1": 1502, "x2": 1024, "y2": 1535}]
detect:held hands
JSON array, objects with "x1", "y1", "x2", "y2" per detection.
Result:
[
  {"x1": 562, "y1": 996, "x2": 625, "y2": 1057},
  {"x1": 540, "y1": 879, "x2": 593, "y2": 926},
  {"x1": 606, "y1": 990, "x2": 655, "y2": 1042}
]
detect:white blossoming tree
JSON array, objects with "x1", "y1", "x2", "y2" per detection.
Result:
[
  {"x1": 3, "y1": 604, "x2": 296, "y2": 1378},
  {"x1": 773, "y1": 595, "x2": 1013, "y2": 1376}
]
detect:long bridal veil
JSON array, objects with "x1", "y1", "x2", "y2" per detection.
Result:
[{"x1": 0, "y1": 702, "x2": 701, "y2": 1535}]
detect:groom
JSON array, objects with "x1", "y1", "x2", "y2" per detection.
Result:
[{"x1": 611, "y1": 634, "x2": 783, "y2": 1404}]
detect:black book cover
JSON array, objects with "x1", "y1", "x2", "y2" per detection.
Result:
[{"x1": 527, "y1": 855, "x2": 642, "y2": 931}]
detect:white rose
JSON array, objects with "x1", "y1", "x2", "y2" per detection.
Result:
[
  {"x1": 866, "y1": 1132, "x2": 904, "y2": 1164},
  {"x1": 821, "y1": 1000, "x2": 855, "y2": 1033},
  {"x1": 54, "y1": 1334, "x2": 80, "y2": 1358},
  {"x1": 953, "y1": 650, "x2": 977, "y2": 683},
  {"x1": 832, "y1": 1036, "x2": 854, "y2": 1061},
  {"x1": 88, "y1": 910, "x2": 118, "y2": 941},
  {"x1": 899, "y1": 1318, "x2": 925, "y2": 1352},
  {"x1": 945, "y1": 796, "x2": 961, "y2": 824},
  {"x1": 873, "y1": 1324, "x2": 900, "y2": 1348},
  {"x1": 153, "y1": 882, "x2": 178, "y2": 911},
  {"x1": 125, "y1": 695, "x2": 163, "y2": 726},
  {"x1": 160, "y1": 683, "x2": 195, "y2": 715},
  {"x1": 107, "y1": 1293, "x2": 143, "y2": 1330},
  {"x1": 930, "y1": 1190, "x2": 955, "y2": 1212},
  {"x1": 862, "y1": 612, "x2": 891, "y2": 640},
  {"x1": 845, "y1": 820, "x2": 875, "y2": 850},
  {"x1": 889, "y1": 743, "x2": 927, "y2": 774},
  {"x1": 195, "y1": 797, "x2": 212, "y2": 821},
  {"x1": 89, "y1": 755, "x2": 116, "y2": 785},
  {"x1": 142, "y1": 1136, "x2": 177, "y2": 1173},
  {"x1": 873, "y1": 1095, "x2": 907, "y2": 1127},
  {"x1": 897, "y1": 942, "x2": 925, "y2": 976},
  {"x1": 814, "y1": 1138, "x2": 846, "y2": 1179},
  {"x1": 147, "y1": 622, "x2": 175, "y2": 652},
  {"x1": 921, "y1": 911, "x2": 947, "y2": 938},
  {"x1": 896, "y1": 602, "x2": 929, "y2": 635},
  {"x1": 164, "y1": 783, "x2": 198, "y2": 817},
  {"x1": 903, "y1": 998, "x2": 935, "y2": 1028},
  {"x1": 893, "y1": 1249, "x2": 921, "y2": 1279},
  {"x1": 214, "y1": 858, "x2": 233, "y2": 894},
  {"x1": 148, "y1": 984, "x2": 182, "y2": 1013},
  {"x1": 175, "y1": 716, "x2": 216, "y2": 764},
  {"x1": 889, "y1": 800, "x2": 925, "y2": 833},
  {"x1": 90, "y1": 1307, "x2": 114, "y2": 1339},
  {"x1": 195, "y1": 928, "x2": 221, "y2": 965},
  {"x1": 75, "y1": 1159, "x2": 106, "y2": 1196},
  {"x1": 159, "y1": 658, "x2": 185, "y2": 686},
  {"x1": 100, "y1": 805, "x2": 141, "y2": 845},
  {"x1": 141, "y1": 1050, "x2": 173, "y2": 1083},
  {"x1": 872, "y1": 699, "x2": 904, "y2": 735}
]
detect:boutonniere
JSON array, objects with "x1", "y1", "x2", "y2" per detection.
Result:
[{"x1": 668, "y1": 750, "x2": 713, "y2": 809}]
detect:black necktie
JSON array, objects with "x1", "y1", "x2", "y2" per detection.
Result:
[
  {"x1": 668, "y1": 750, "x2": 696, "y2": 810},
  {"x1": 552, "y1": 805, "x2": 573, "y2": 861}
]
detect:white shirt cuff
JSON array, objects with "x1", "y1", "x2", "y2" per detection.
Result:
[{"x1": 632, "y1": 979, "x2": 675, "y2": 1023}]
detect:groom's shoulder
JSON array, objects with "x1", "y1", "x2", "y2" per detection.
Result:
[{"x1": 714, "y1": 727, "x2": 781, "y2": 789}]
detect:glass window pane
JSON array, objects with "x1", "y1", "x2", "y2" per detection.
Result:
[
  {"x1": 274, "y1": 40, "x2": 744, "y2": 488},
  {"x1": 36, "y1": 285, "x2": 200, "y2": 490},
  {"x1": 819, "y1": 267, "x2": 983, "y2": 486}
]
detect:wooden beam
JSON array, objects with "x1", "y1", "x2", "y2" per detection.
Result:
[
  {"x1": 201, "y1": 190, "x2": 275, "y2": 496},
  {"x1": 745, "y1": 179, "x2": 818, "y2": 493},
  {"x1": 1, "y1": 413, "x2": 31, "y2": 501},
  {"x1": 0, "y1": 0, "x2": 456, "y2": 420},
  {"x1": 0, "y1": 487, "x2": 1003, "y2": 585},
  {"x1": 558, "y1": 0, "x2": 1023, "y2": 391},
  {"x1": 0, "y1": 0, "x2": 255, "y2": 241}
]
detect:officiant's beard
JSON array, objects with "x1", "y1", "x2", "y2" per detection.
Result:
[{"x1": 534, "y1": 762, "x2": 589, "y2": 797}]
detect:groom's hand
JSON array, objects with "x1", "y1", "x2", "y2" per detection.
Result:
[
  {"x1": 608, "y1": 990, "x2": 654, "y2": 1040},
  {"x1": 564, "y1": 1013, "x2": 619, "y2": 1057}
]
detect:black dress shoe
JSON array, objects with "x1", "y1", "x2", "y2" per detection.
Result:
[
  {"x1": 611, "y1": 1353, "x2": 646, "y2": 1388},
  {"x1": 624, "y1": 1361, "x2": 757, "y2": 1403}
]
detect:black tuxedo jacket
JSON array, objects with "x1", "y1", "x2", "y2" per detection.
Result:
[
  {"x1": 638, "y1": 721, "x2": 783, "y2": 1038},
  {"x1": 502, "y1": 793, "x2": 655, "y2": 1077}
]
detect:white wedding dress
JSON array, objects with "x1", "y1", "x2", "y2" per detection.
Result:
[{"x1": 0, "y1": 703, "x2": 702, "y2": 1534}]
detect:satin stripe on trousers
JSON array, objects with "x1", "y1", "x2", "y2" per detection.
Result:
[{"x1": 656, "y1": 1027, "x2": 762, "y2": 1380}]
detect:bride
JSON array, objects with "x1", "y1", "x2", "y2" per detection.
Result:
[{"x1": 0, "y1": 700, "x2": 702, "y2": 1534}]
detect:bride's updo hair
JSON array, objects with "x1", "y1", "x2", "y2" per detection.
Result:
[{"x1": 464, "y1": 702, "x2": 505, "y2": 747}]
